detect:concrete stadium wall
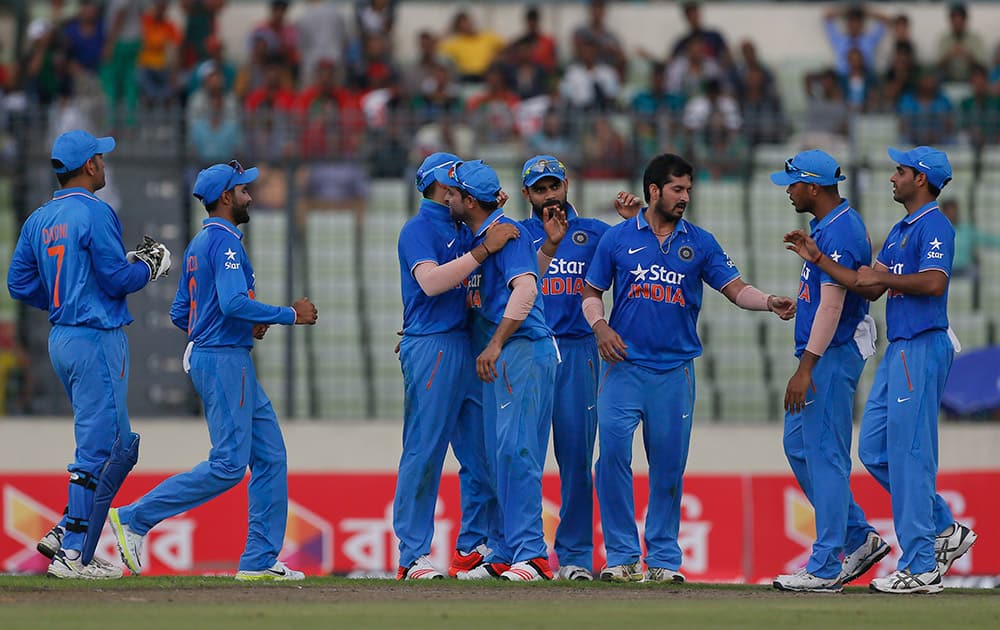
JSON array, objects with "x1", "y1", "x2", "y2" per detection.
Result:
[{"x1": 1, "y1": 418, "x2": 997, "y2": 473}]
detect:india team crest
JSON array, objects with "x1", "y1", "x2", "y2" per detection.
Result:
[
  {"x1": 572, "y1": 230, "x2": 588, "y2": 245},
  {"x1": 679, "y1": 245, "x2": 694, "y2": 261}
]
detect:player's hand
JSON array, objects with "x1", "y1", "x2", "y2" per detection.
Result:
[
  {"x1": 768, "y1": 295, "x2": 796, "y2": 320},
  {"x1": 253, "y1": 324, "x2": 269, "y2": 340},
  {"x1": 394, "y1": 329, "x2": 403, "y2": 354},
  {"x1": 130, "y1": 235, "x2": 172, "y2": 281},
  {"x1": 854, "y1": 265, "x2": 882, "y2": 288},
  {"x1": 594, "y1": 320, "x2": 628, "y2": 363},
  {"x1": 614, "y1": 191, "x2": 642, "y2": 220},
  {"x1": 496, "y1": 190, "x2": 510, "y2": 208},
  {"x1": 483, "y1": 223, "x2": 519, "y2": 254},
  {"x1": 292, "y1": 297, "x2": 318, "y2": 324},
  {"x1": 541, "y1": 204, "x2": 568, "y2": 247},
  {"x1": 476, "y1": 341, "x2": 502, "y2": 383},
  {"x1": 784, "y1": 367, "x2": 813, "y2": 414},
  {"x1": 783, "y1": 230, "x2": 821, "y2": 264}
]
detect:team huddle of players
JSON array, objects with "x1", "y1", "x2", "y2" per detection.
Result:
[{"x1": 394, "y1": 146, "x2": 977, "y2": 594}]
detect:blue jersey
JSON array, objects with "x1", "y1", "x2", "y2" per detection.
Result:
[
  {"x1": 398, "y1": 199, "x2": 473, "y2": 336},
  {"x1": 170, "y1": 218, "x2": 295, "y2": 348},
  {"x1": 467, "y1": 210, "x2": 552, "y2": 341},
  {"x1": 7, "y1": 187, "x2": 149, "y2": 328},
  {"x1": 522, "y1": 204, "x2": 610, "y2": 339},
  {"x1": 875, "y1": 203, "x2": 954, "y2": 341},
  {"x1": 794, "y1": 201, "x2": 872, "y2": 356},
  {"x1": 586, "y1": 210, "x2": 740, "y2": 371}
]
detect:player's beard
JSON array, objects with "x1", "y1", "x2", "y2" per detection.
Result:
[
  {"x1": 653, "y1": 197, "x2": 684, "y2": 224},
  {"x1": 532, "y1": 198, "x2": 566, "y2": 219},
  {"x1": 233, "y1": 200, "x2": 251, "y2": 225}
]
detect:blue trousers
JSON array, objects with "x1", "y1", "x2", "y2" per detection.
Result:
[
  {"x1": 450, "y1": 374, "x2": 494, "y2": 556},
  {"x1": 118, "y1": 347, "x2": 288, "y2": 572},
  {"x1": 783, "y1": 343, "x2": 876, "y2": 579},
  {"x1": 49, "y1": 325, "x2": 131, "y2": 553},
  {"x1": 393, "y1": 332, "x2": 488, "y2": 566},
  {"x1": 596, "y1": 360, "x2": 694, "y2": 570},
  {"x1": 859, "y1": 330, "x2": 955, "y2": 574},
  {"x1": 483, "y1": 336, "x2": 557, "y2": 564},
  {"x1": 551, "y1": 336, "x2": 599, "y2": 570}
]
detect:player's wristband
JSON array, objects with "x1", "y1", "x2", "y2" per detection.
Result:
[
  {"x1": 582, "y1": 296, "x2": 606, "y2": 328},
  {"x1": 811, "y1": 251, "x2": 823, "y2": 264}
]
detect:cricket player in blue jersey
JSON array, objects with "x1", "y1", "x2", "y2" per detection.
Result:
[
  {"x1": 8, "y1": 130, "x2": 170, "y2": 579},
  {"x1": 583, "y1": 153, "x2": 795, "y2": 583},
  {"x1": 394, "y1": 152, "x2": 519, "y2": 580},
  {"x1": 108, "y1": 161, "x2": 318, "y2": 581},
  {"x1": 519, "y1": 155, "x2": 612, "y2": 581},
  {"x1": 768, "y1": 150, "x2": 886, "y2": 593},
  {"x1": 785, "y1": 146, "x2": 977, "y2": 594},
  {"x1": 445, "y1": 160, "x2": 558, "y2": 582}
]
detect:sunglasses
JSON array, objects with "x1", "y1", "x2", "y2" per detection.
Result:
[
  {"x1": 416, "y1": 159, "x2": 457, "y2": 187},
  {"x1": 523, "y1": 159, "x2": 566, "y2": 179},
  {"x1": 784, "y1": 158, "x2": 842, "y2": 181},
  {"x1": 224, "y1": 159, "x2": 246, "y2": 192}
]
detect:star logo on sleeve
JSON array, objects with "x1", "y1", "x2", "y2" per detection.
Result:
[
  {"x1": 225, "y1": 248, "x2": 237, "y2": 261},
  {"x1": 629, "y1": 263, "x2": 649, "y2": 281},
  {"x1": 829, "y1": 250, "x2": 842, "y2": 263},
  {"x1": 929, "y1": 238, "x2": 942, "y2": 250}
]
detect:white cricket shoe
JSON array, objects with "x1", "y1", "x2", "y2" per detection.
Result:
[
  {"x1": 236, "y1": 560, "x2": 306, "y2": 582},
  {"x1": 646, "y1": 567, "x2": 686, "y2": 584},
  {"x1": 37, "y1": 524, "x2": 64, "y2": 560},
  {"x1": 869, "y1": 569, "x2": 943, "y2": 594},
  {"x1": 599, "y1": 561, "x2": 644, "y2": 582},
  {"x1": 458, "y1": 562, "x2": 509, "y2": 580},
  {"x1": 840, "y1": 532, "x2": 891, "y2": 584},
  {"x1": 47, "y1": 549, "x2": 123, "y2": 580},
  {"x1": 501, "y1": 558, "x2": 553, "y2": 582},
  {"x1": 109, "y1": 507, "x2": 144, "y2": 575},
  {"x1": 773, "y1": 569, "x2": 842, "y2": 593},
  {"x1": 936, "y1": 522, "x2": 977, "y2": 575},
  {"x1": 557, "y1": 565, "x2": 593, "y2": 581},
  {"x1": 395, "y1": 554, "x2": 445, "y2": 580}
]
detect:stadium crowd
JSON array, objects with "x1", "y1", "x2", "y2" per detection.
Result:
[{"x1": 2, "y1": 1, "x2": 1000, "y2": 184}]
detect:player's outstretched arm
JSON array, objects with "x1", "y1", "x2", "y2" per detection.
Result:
[
  {"x1": 855, "y1": 266, "x2": 947, "y2": 297},
  {"x1": 784, "y1": 229, "x2": 886, "y2": 301},
  {"x1": 721, "y1": 278, "x2": 796, "y2": 320}
]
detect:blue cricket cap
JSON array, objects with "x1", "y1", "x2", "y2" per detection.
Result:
[
  {"x1": 443, "y1": 160, "x2": 502, "y2": 203},
  {"x1": 770, "y1": 149, "x2": 846, "y2": 187},
  {"x1": 888, "y1": 146, "x2": 952, "y2": 190},
  {"x1": 51, "y1": 130, "x2": 116, "y2": 173},
  {"x1": 415, "y1": 152, "x2": 461, "y2": 192},
  {"x1": 192, "y1": 161, "x2": 259, "y2": 204},
  {"x1": 522, "y1": 155, "x2": 567, "y2": 187}
]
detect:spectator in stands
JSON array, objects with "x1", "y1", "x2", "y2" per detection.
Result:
[
  {"x1": 500, "y1": 39, "x2": 550, "y2": 101},
  {"x1": 941, "y1": 198, "x2": 1000, "y2": 278},
  {"x1": 890, "y1": 13, "x2": 916, "y2": 61},
  {"x1": 438, "y1": 11, "x2": 505, "y2": 84},
  {"x1": 410, "y1": 110, "x2": 475, "y2": 162},
  {"x1": 135, "y1": 0, "x2": 182, "y2": 106},
  {"x1": 525, "y1": 108, "x2": 577, "y2": 163},
  {"x1": 560, "y1": 37, "x2": 619, "y2": 111},
  {"x1": 509, "y1": 6, "x2": 557, "y2": 73},
  {"x1": 822, "y1": 4, "x2": 889, "y2": 76},
  {"x1": 883, "y1": 40, "x2": 921, "y2": 110},
  {"x1": 841, "y1": 47, "x2": 879, "y2": 112},
  {"x1": 297, "y1": 0, "x2": 348, "y2": 90},
  {"x1": 188, "y1": 85, "x2": 243, "y2": 166},
  {"x1": 665, "y1": 34, "x2": 726, "y2": 103},
  {"x1": 180, "y1": 0, "x2": 224, "y2": 71},
  {"x1": 734, "y1": 40, "x2": 776, "y2": 101},
  {"x1": 235, "y1": 31, "x2": 272, "y2": 99},
  {"x1": 579, "y1": 115, "x2": 629, "y2": 179},
  {"x1": 244, "y1": 54, "x2": 296, "y2": 158},
  {"x1": 187, "y1": 36, "x2": 235, "y2": 94},
  {"x1": 347, "y1": 32, "x2": 396, "y2": 91},
  {"x1": 800, "y1": 68, "x2": 850, "y2": 149},
  {"x1": 102, "y1": 0, "x2": 144, "y2": 122},
  {"x1": 405, "y1": 30, "x2": 445, "y2": 96},
  {"x1": 62, "y1": 0, "x2": 104, "y2": 77},
  {"x1": 249, "y1": 0, "x2": 300, "y2": 77},
  {"x1": 959, "y1": 64, "x2": 1000, "y2": 147},
  {"x1": 572, "y1": 0, "x2": 625, "y2": 79},
  {"x1": 21, "y1": 18, "x2": 73, "y2": 108},
  {"x1": 988, "y1": 43, "x2": 1000, "y2": 92},
  {"x1": 411, "y1": 62, "x2": 463, "y2": 122},
  {"x1": 295, "y1": 57, "x2": 362, "y2": 158},
  {"x1": 355, "y1": 0, "x2": 396, "y2": 38},
  {"x1": 632, "y1": 62, "x2": 684, "y2": 115},
  {"x1": 937, "y1": 3, "x2": 985, "y2": 84},
  {"x1": 670, "y1": 2, "x2": 729, "y2": 61},
  {"x1": 683, "y1": 78, "x2": 741, "y2": 138},
  {"x1": 188, "y1": 62, "x2": 239, "y2": 131},
  {"x1": 897, "y1": 71, "x2": 954, "y2": 146},
  {"x1": 466, "y1": 65, "x2": 521, "y2": 146},
  {"x1": 741, "y1": 66, "x2": 787, "y2": 145}
]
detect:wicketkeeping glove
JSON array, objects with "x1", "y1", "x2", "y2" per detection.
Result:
[{"x1": 127, "y1": 235, "x2": 172, "y2": 281}]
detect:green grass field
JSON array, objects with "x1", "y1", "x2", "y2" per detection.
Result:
[{"x1": 1, "y1": 576, "x2": 999, "y2": 629}]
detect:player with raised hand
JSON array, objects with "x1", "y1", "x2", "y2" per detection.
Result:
[
  {"x1": 784, "y1": 146, "x2": 977, "y2": 594},
  {"x1": 108, "y1": 160, "x2": 317, "y2": 581},
  {"x1": 393, "y1": 152, "x2": 518, "y2": 580},
  {"x1": 768, "y1": 150, "x2": 885, "y2": 593},
  {"x1": 583, "y1": 153, "x2": 795, "y2": 584},
  {"x1": 446, "y1": 160, "x2": 558, "y2": 582},
  {"x1": 8, "y1": 130, "x2": 168, "y2": 579}
]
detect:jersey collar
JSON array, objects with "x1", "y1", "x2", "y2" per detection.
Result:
[
  {"x1": 904, "y1": 201, "x2": 940, "y2": 225},
  {"x1": 203, "y1": 217, "x2": 243, "y2": 239},
  {"x1": 636, "y1": 208, "x2": 689, "y2": 234},
  {"x1": 418, "y1": 198, "x2": 453, "y2": 223},
  {"x1": 52, "y1": 187, "x2": 100, "y2": 203},
  {"x1": 475, "y1": 208, "x2": 506, "y2": 238},
  {"x1": 809, "y1": 199, "x2": 852, "y2": 235}
]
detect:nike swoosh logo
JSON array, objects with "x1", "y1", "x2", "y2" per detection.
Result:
[
  {"x1": 897, "y1": 396, "x2": 911, "y2": 403},
  {"x1": 266, "y1": 568, "x2": 287, "y2": 576},
  {"x1": 918, "y1": 161, "x2": 930, "y2": 169},
  {"x1": 887, "y1": 242, "x2": 897, "y2": 249},
  {"x1": 500, "y1": 402, "x2": 511, "y2": 409},
  {"x1": 587, "y1": 404, "x2": 596, "y2": 410},
  {"x1": 628, "y1": 247, "x2": 646, "y2": 254},
  {"x1": 682, "y1": 413, "x2": 690, "y2": 418},
  {"x1": 804, "y1": 400, "x2": 815, "y2": 406},
  {"x1": 533, "y1": 237, "x2": 544, "y2": 244},
  {"x1": 446, "y1": 239, "x2": 456, "y2": 248}
]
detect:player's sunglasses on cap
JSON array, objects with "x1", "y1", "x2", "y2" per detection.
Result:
[
  {"x1": 770, "y1": 150, "x2": 845, "y2": 187},
  {"x1": 522, "y1": 156, "x2": 567, "y2": 186},
  {"x1": 783, "y1": 158, "x2": 840, "y2": 181},
  {"x1": 224, "y1": 159, "x2": 245, "y2": 191}
]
